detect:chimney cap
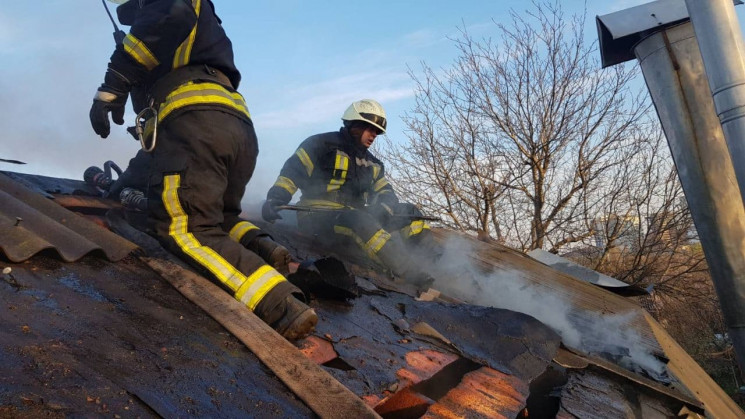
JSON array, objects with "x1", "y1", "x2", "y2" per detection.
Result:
[{"x1": 596, "y1": 0, "x2": 743, "y2": 68}]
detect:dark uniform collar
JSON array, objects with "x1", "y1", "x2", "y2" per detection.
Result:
[{"x1": 340, "y1": 126, "x2": 369, "y2": 156}]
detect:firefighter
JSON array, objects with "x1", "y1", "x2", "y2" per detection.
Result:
[
  {"x1": 87, "y1": 152, "x2": 295, "y2": 276},
  {"x1": 262, "y1": 99, "x2": 439, "y2": 288},
  {"x1": 88, "y1": 0, "x2": 316, "y2": 339}
]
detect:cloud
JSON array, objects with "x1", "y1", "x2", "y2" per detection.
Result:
[
  {"x1": 0, "y1": 2, "x2": 125, "y2": 180},
  {"x1": 253, "y1": 69, "x2": 414, "y2": 129},
  {"x1": 401, "y1": 29, "x2": 442, "y2": 48},
  {"x1": 0, "y1": 14, "x2": 18, "y2": 51}
]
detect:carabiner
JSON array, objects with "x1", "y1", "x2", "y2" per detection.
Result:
[{"x1": 135, "y1": 105, "x2": 158, "y2": 152}]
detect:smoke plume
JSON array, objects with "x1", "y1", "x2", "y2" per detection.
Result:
[{"x1": 427, "y1": 235, "x2": 667, "y2": 378}]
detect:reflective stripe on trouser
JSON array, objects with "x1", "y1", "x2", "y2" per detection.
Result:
[
  {"x1": 162, "y1": 174, "x2": 284, "y2": 310},
  {"x1": 298, "y1": 208, "x2": 413, "y2": 276},
  {"x1": 226, "y1": 220, "x2": 265, "y2": 247},
  {"x1": 147, "y1": 110, "x2": 290, "y2": 312},
  {"x1": 400, "y1": 220, "x2": 430, "y2": 239}
]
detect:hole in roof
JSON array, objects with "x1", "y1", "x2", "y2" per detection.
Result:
[{"x1": 322, "y1": 357, "x2": 356, "y2": 371}]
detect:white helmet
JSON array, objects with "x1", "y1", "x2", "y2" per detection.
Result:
[{"x1": 342, "y1": 99, "x2": 387, "y2": 133}]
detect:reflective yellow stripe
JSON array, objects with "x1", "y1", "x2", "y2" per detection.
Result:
[
  {"x1": 372, "y1": 165, "x2": 381, "y2": 179},
  {"x1": 274, "y1": 176, "x2": 297, "y2": 195},
  {"x1": 163, "y1": 175, "x2": 244, "y2": 290},
  {"x1": 158, "y1": 82, "x2": 250, "y2": 122},
  {"x1": 401, "y1": 221, "x2": 429, "y2": 238},
  {"x1": 327, "y1": 153, "x2": 349, "y2": 192},
  {"x1": 295, "y1": 148, "x2": 314, "y2": 177},
  {"x1": 366, "y1": 229, "x2": 391, "y2": 254},
  {"x1": 235, "y1": 265, "x2": 286, "y2": 310},
  {"x1": 297, "y1": 199, "x2": 346, "y2": 209},
  {"x1": 333, "y1": 226, "x2": 383, "y2": 263},
  {"x1": 229, "y1": 221, "x2": 259, "y2": 242},
  {"x1": 173, "y1": 0, "x2": 201, "y2": 68},
  {"x1": 373, "y1": 177, "x2": 389, "y2": 192},
  {"x1": 162, "y1": 175, "x2": 283, "y2": 311},
  {"x1": 123, "y1": 34, "x2": 159, "y2": 70}
]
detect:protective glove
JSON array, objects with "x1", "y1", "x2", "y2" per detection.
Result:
[
  {"x1": 90, "y1": 69, "x2": 130, "y2": 139},
  {"x1": 262, "y1": 199, "x2": 284, "y2": 223}
]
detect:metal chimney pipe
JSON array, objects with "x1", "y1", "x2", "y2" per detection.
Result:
[
  {"x1": 686, "y1": 0, "x2": 745, "y2": 202},
  {"x1": 635, "y1": 21, "x2": 745, "y2": 379},
  {"x1": 685, "y1": 0, "x2": 745, "y2": 379}
]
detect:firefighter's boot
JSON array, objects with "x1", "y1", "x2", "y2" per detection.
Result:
[
  {"x1": 255, "y1": 290, "x2": 318, "y2": 340},
  {"x1": 246, "y1": 236, "x2": 292, "y2": 276}
]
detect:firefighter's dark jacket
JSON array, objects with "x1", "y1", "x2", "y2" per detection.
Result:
[
  {"x1": 111, "y1": 0, "x2": 248, "y2": 123},
  {"x1": 267, "y1": 128, "x2": 400, "y2": 209}
]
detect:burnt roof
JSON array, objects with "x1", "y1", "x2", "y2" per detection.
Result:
[
  {"x1": 0, "y1": 250, "x2": 311, "y2": 417},
  {"x1": 0, "y1": 170, "x2": 741, "y2": 418}
]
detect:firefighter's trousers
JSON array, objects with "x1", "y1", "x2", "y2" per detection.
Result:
[
  {"x1": 297, "y1": 208, "x2": 435, "y2": 281},
  {"x1": 146, "y1": 110, "x2": 297, "y2": 319}
]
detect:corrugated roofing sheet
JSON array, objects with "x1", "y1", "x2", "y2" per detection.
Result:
[{"x1": 0, "y1": 172, "x2": 136, "y2": 262}]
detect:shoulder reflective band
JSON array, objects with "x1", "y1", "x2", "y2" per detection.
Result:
[
  {"x1": 173, "y1": 0, "x2": 202, "y2": 69},
  {"x1": 327, "y1": 152, "x2": 349, "y2": 192},
  {"x1": 162, "y1": 174, "x2": 283, "y2": 310},
  {"x1": 123, "y1": 34, "x2": 159, "y2": 70},
  {"x1": 295, "y1": 148, "x2": 314, "y2": 177}
]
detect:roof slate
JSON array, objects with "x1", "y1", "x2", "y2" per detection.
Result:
[{"x1": 0, "y1": 172, "x2": 136, "y2": 262}]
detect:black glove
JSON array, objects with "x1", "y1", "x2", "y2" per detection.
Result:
[
  {"x1": 90, "y1": 69, "x2": 130, "y2": 139},
  {"x1": 262, "y1": 199, "x2": 283, "y2": 223}
]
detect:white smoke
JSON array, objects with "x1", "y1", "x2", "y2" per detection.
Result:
[{"x1": 427, "y1": 235, "x2": 667, "y2": 377}]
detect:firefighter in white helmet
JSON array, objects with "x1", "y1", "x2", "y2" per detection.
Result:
[{"x1": 263, "y1": 99, "x2": 439, "y2": 288}]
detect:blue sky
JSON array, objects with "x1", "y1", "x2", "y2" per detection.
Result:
[{"x1": 0, "y1": 0, "x2": 733, "y2": 209}]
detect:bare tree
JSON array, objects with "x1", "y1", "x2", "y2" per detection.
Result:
[
  {"x1": 379, "y1": 0, "x2": 710, "y2": 293},
  {"x1": 382, "y1": 1, "x2": 652, "y2": 252},
  {"x1": 570, "y1": 128, "x2": 708, "y2": 295}
]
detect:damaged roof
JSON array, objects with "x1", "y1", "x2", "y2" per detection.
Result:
[
  {"x1": 0, "y1": 171, "x2": 742, "y2": 418},
  {"x1": 0, "y1": 172, "x2": 136, "y2": 263}
]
